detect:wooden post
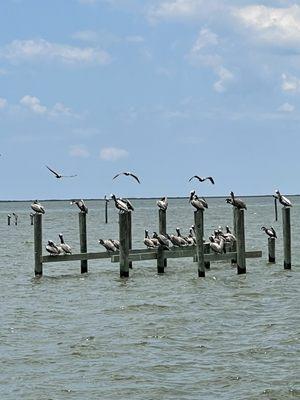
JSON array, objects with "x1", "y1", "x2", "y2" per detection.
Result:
[
  {"x1": 30, "y1": 213, "x2": 34, "y2": 226},
  {"x1": 194, "y1": 210, "x2": 205, "y2": 277},
  {"x1": 104, "y1": 196, "x2": 108, "y2": 224},
  {"x1": 119, "y1": 212, "x2": 129, "y2": 277},
  {"x1": 13, "y1": 213, "x2": 18, "y2": 226},
  {"x1": 34, "y1": 213, "x2": 43, "y2": 276},
  {"x1": 282, "y1": 207, "x2": 291, "y2": 269},
  {"x1": 7, "y1": 214, "x2": 11, "y2": 226},
  {"x1": 235, "y1": 208, "x2": 246, "y2": 274},
  {"x1": 157, "y1": 209, "x2": 167, "y2": 273},
  {"x1": 79, "y1": 212, "x2": 88, "y2": 273},
  {"x1": 204, "y1": 246, "x2": 210, "y2": 269},
  {"x1": 127, "y1": 211, "x2": 133, "y2": 269},
  {"x1": 268, "y1": 237, "x2": 275, "y2": 263},
  {"x1": 274, "y1": 197, "x2": 278, "y2": 222}
]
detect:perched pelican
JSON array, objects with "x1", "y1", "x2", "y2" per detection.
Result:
[
  {"x1": 151, "y1": 233, "x2": 160, "y2": 247},
  {"x1": 112, "y1": 171, "x2": 140, "y2": 184},
  {"x1": 189, "y1": 176, "x2": 215, "y2": 184},
  {"x1": 109, "y1": 239, "x2": 120, "y2": 250},
  {"x1": 70, "y1": 199, "x2": 88, "y2": 213},
  {"x1": 46, "y1": 165, "x2": 77, "y2": 179},
  {"x1": 189, "y1": 191, "x2": 207, "y2": 211},
  {"x1": 223, "y1": 226, "x2": 236, "y2": 243},
  {"x1": 58, "y1": 234, "x2": 72, "y2": 254},
  {"x1": 274, "y1": 190, "x2": 292, "y2": 207},
  {"x1": 153, "y1": 232, "x2": 170, "y2": 249},
  {"x1": 98, "y1": 239, "x2": 117, "y2": 252},
  {"x1": 120, "y1": 197, "x2": 134, "y2": 211},
  {"x1": 157, "y1": 196, "x2": 168, "y2": 211},
  {"x1": 167, "y1": 229, "x2": 186, "y2": 247},
  {"x1": 209, "y1": 236, "x2": 225, "y2": 254},
  {"x1": 111, "y1": 194, "x2": 129, "y2": 213},
  {"x1": 226, "y1": 192, "x2": 247, "y2": 210},
  {"x1": 31, "y1": 200, "x2": 45, "y2": 214},
  {"x1": 45, "y1": 240, "x2": 61, "y2": 255},
  {"x1": 144, "y1": 230, "x2": 157, "y2": 248},
  {"x1": 175, "y1": 228, "x2": 189, "y2": 246},
  {"x1": 189, "y1": 226, "x2": 196, "y2": 245},
  {"x1": 261, "y1": 226, "x2": 277, "y2": 238}
]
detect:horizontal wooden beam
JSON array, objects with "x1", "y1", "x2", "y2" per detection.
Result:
[{"x1": 42, "y1": 251, "x2": 114, "y2": 263}]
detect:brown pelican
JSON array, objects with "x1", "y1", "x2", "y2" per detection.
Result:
[
  {"x1": 153, "y1": 232, "x2": 170, "y2": 249},
  {"x1": 188, "y1": 226, "x2": 196, "y2": 245},
  {"x1": 175, "y1": 228, "x2": 190, "y2": 246},
  {"x1": 157, "y1": 196, "x2": 168, "y2": 211},
  {"x1": 111, "y1": 194, "x2": 129, "y2": 213},
  {"x1": 45, "y1": 240, "x2": 61, "y2": 255},
  {"x1": 189, "y1": 191, "x2": 207, "y2": 211},
  {"x1": 46, "y1": 165, "x2": 77, "y2": 179},
  {"x1": 31, "y1": 200, "x2": 45, "y2": 214},
  {"x1": 120, "y1": 197, "x2": 134, "y2": 211},
  {"x1": 261, "y1": 226, "x2": 277, "y2": 238},
  {"x1": 226, "y1": 192, "x2": 247, "y2": 210},
  {"x1": 189, "y1": 176, "x2": 215, "y2": 184},
  {"x1": 167, "y1": 229, "x2": 186, "y2": 247},
  {"x1": 144, "y1": 230, "x2": 158, "y2": 248},
  {"x1": 223, "y1": 226, "x2": 236, "y2": 243},
  {"x1": 112, "y1": 171, "x2": 140, "y2": 184},
  {"x1": 58, "y1": 234, "x2": 72, "y2": 254},
  {"x1": 274, "y1": 190, "x2": 292, "y2": 207},
  {"x1": 109, "y1": 239, "x2": 120, "y2": 250},
  {"x1": 70, "y1": 199, "x2": 88, "y2": 213},
  {"x1": 98, "y1": 239, "x2": 117, "y2": 252},
  {"x1": 151, "y1": 233, "x2": 160, "y2": 247},
  {"x1": 209, "y1": 236, "x2": 225, "y2": 254}
]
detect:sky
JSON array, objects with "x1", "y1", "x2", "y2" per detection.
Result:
[{"x1": 1, "y1": 0, "x2": 300, "y2": 200}]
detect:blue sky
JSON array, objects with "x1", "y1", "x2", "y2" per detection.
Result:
[{"x1": 1, "y1": 0, "x2": 300, "y2": 200}]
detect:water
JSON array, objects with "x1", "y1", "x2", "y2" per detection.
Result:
[{"x1": 0, "y1": 197, "x2": 299, "y2": 399}]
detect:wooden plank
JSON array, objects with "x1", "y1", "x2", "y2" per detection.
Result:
[
  {"x1": 42, "y1": 251, "x2": 113, "y2": 263},
  {"x1": 245, "y1": 250, "x2": 262, "y2": 258}
]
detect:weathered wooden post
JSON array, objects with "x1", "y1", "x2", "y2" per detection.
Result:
[
  {"x1": 119, "y1": 212, "x2": 130, "y2": 277},
  {"x1": 13, "y1": 213, "x2": 18, "y2": 226},
  {"x1": 79, "y1": 212, "x2": 88, "y2": 273},
  {"x1": 127, "y1": 211, "x2": 133, "y2": 269},
  {"x1": 104, "y1": 196, "x2": 109, "y2": 224},
  {"x1": 282, "y1": 207, "x2": 291, "y2": 269},
  {"x1": 157, "y1": 209, "x2": 167, "y2": 273},
  {"x1": 235, "y1": 208, "x2": 246, "y2": 274},
  {"x1": 194, "y1": 210, "x2": 205, "y2": 277},
  {"x1": 268, "y1": 237, "x2": 276, "y2": 263},
  {"x1": 7, "y1": 214, "x2": 11, "y2": 226},
  {"x1": 34, "y1": 213, "x2": 43, "y2": 276},
  {"x1": 274, "y1": 196, "x2": 278, "y2": 222},
  {"x1": 204, "y1": 246, "x2": 210, "y2": 269},
  {"x1": 30, "y1": 213, "x2": 34, "y2": 226}
]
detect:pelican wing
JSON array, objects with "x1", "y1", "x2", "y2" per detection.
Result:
[
  {"x1": 112, "y1": 172, "x2": 122, "y2": 180},
  {"x1": 205, "y1": 176, "x2": 215, "y2": 184},
  {"x1": 46, "y1": 165, "x2": 60, "y2": 177},
  {"x1": 129, "y1": 173, "x2": 140, "y2": 183},
  {"x1": 188, "y1": 176, "x2": 200, "y2": 182}
]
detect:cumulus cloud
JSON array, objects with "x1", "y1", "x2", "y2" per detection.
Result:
[
  {"x1": 278, "y1": 102, "x2": 295, "y2": 112},
  {"x1": 20, "y1": 95, "x2": 77, "y2": 117},
  {"x1": 213, "y1": 66, "x2": 234, "y2": 93},
  {"x1": 281, "y1": 73, "x2": 300, "y2": 92},
  {"x1": 0, "y1": 97, "x2": 7, "y2": 108},
  {"x1": 1, "y1": 39, "x2": 111, "y2": 65},
  {"x1": 69, "y1": 145, "x2": 90, "y2": 158},
  {"x1": 100, "y1": 147, "x2": 128, "y2": 161},
  {"x1": 20, "y1": 95, "x2": 47, "y2": 114}
]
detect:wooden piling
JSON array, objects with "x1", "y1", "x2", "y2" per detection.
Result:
[
  {"x1": 104, "y1": 196, "x2": 108, "y2": 224},
  {"x1": 282, "y1": 207, "x2": 291, "y2": 269},
  {"x1": 157, "y1": 209, "x2": 167, "y2": 273},
  {"x1": 274, "y1": 197, "x2": 278, "y2": 222},
  {"x1": 119, "y1": 212, "x2": 130, "y2": 277},
  {"x1": 7, "y1": 214, "x2": 11, "y2": 226},
  {"x1": 30, "y1": 213, "x2": 34, "y2": 226},
  {"x1": 79, "y1": 212, "x2": 88, "y2": 274},
  {"x1": 127, "y1": 211, "x2": 133, "y2": 269},
  {"x1": 268, "y1": 237, "x2": 275, "y2": 263},
  {"x1": 235, "y1": 208, "x2": 246, "y2": 274},
  {"x1": 34, "y1": 213, "x2": 43, "y2": 276},
  {"x1": 194, "y1": 210, "x2": 205, "y2": 277}
]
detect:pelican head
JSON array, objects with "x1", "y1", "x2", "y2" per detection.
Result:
[
  {"x1": 230, "y1": 191, "x2": 235, "y2": 199},
  {"x1": 189, "y1": 190, "x2": 195, "y2": 202},
  {"x1": 98, "y1": 239, "x2": 104, "y2": 245}
]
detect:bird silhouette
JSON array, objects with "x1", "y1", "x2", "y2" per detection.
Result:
[
  {"x1": 46, "y1": 165, "x2": 77, "y2": 179},
  {"x1": 188, "y1": 176, "x2": 215, "y2": 184},
  {"x1": 112, "y1": 171, "x2": 140, "y2": 184}
]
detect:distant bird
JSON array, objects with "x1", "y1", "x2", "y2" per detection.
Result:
[
  {"x1": 98, "y1": 239, "x2": 117, "y2": 252},
  {"x1": 58, "y1": 234, "x2": 72, "y2": 254},
  {"x1": 226, "y1": 191, "x2": 247, "y2": 210},
  {"x1": 46, "y1": 165, "x2": 77, "y2": 179},
  {"x1": 261, "y1": 226, "x2": 277, "y2": 239},
  {"x1": 189, "y1": 176, "x2": 215, "y2": 184},
  {"x1": 111, "y1": 194, "x2": 129, "y2": 213},
  {"x1": 70, "y1": 199, "x2": 88, "y2": 213},
  {"x1": 144, "y1": 230, "x2": 158, "y2": 248},
  {"x1": 274, "y1": 190, "x2": 292, "y2": 207},
  {"x1": 31, "y1": 200, "x2": 45, "y2": 214},
  {"x1": 113, "y1": 171, "x2": 140, "y2": 184},
  {"x1": 157, "y1": 196, "x2": 168, "y2": 211},
  {"x1": 45, "y1": 240, "x2": 61, "y2": 255}
]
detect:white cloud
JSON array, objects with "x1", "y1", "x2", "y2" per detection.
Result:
[
  {"x1": 20, "y1": 95, "x2": 77, "y2": 117},
  {"x1": 0, "y1": 97, "x2": 7, "y2": 109},
  {"x1": 1, "y1": 39, "x2": 111, "y2": 65},
  {"x1": 281, "y1": 73, "x2": 300, "y2": 92},
  {"x1": 100, "y1": 147, "x2": 128, "y2": 161},
  {"x1": 20, "y1": 95, "x2": 47, "y2": 114},
  {"x1": 69, "y1": 145, "x2": 90, "y2": 158},
  {"x1": 233, "y1": 5, "x2": 300, "y2": 47},
  {"x1": 191, "y1": 28, "x2": 218, "y2": 52},
  {"x1": 278, "y1": 102, "x2": 295, "y2": 112},
  {"x1": 213, "y1": 66, "x2": 234, "y2": 93}
]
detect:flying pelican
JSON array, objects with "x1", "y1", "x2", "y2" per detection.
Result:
[
  {"x1": 70, "y1": 199, "x2": 88, "y2": 213},
  {"x1": 111, "y1": 194, "x2": 129, "y2": 213},
  {"x1": 261, "y1": 226, "x2": 277, "y2": 238},
  {"x1": 58, "y1": 234, "x2": 72, "y2": 254},
  {"x1": 157, "y1": 196, "x2": 168, "y2": 211},
  {"x1": 46, "y1": 165, "x2": 77, "y2": 179},
  {"x1": 144, "y1": 230, "x2": 157, "y2": 248},
  {"x1": 226, "y1": 192, "x2": 247, "y2": 210},
  {"x1": 98, "y1": 239, "x2": 117, "y2": 252},
  {"x1": 113, "y1": 171, "x2": 140, "y2": 184},
  {"x1": 189, "y1": 176, "x2": 215, "y2": 184},
  {"x1": 274, "y1": 190, "x2": 292, "y2": 207},
  {"x1": 45, "y1": 240, "x2": 61, "y2": 255},
  {"x1": 31, "y1": 200, "x2": 45, "y2": 214}
]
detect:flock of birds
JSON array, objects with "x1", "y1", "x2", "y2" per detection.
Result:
[{"x1": 28, "y1": 170, "x2": 292, "y2": 256}]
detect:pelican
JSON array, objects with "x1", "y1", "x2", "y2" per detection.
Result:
[
  {"x1": 58, "y1": 234, "x2": 72, "y2": 254},
  {"x1": 167, "y1": 229, "x2": 186, "y2": 247},
  {"x1": 120, "y1": 197, "x2": 134, "y2": 211},
  {"x1": 151, "y1": 233, "x2": 160, "y2": 247},
  {"x1": 144, "y1": 230, "x2": 157, "y2": 248},
  {"x1": 175, "y1": 228, "x2": 189, "y2": 246},
  {"x1": 113, "y1": 171, "x2": 140, "y2": 184},
  {"x1": 45, "y1": 240, "x2": 61, "y2": 255},
  {"x1": 189, "y1": 191, "x2": 207, "y2": 211},
  {"x1": 109, "y1": 239, "x2": 120, "y2": 250},
  {"x1": 70, "y1": 199, "x2": 88, "y2": 213},
  {"x1": 46, "y1": 165, "x2": 77, "y2": 179},
  {"x1": 111, "y1": 194, "x2": 129, "y2": 213},
  {"x1": 31, "y1": 200, "x2": 45, "y2": 214},
  {"x1": 98, "y1": 239, "x2": 117, "y2": 252},
  {"x1": 226, "y1": 192, "x2": 247, "y2": 210},
  {"x1": 188, "y1": 226, "x2": 196, "y2": 245},
  {"x1": 157, "y1": 196, "x2": 168, "y2": 211},
  {"x1": 209, "y1": 236, "x2": 225, "y2": 254},
  {"x1": 223, "y1": 226, "x2": 236, "y2": 243},
  {"x1": 274, "y1": 190, "x2": 292, "y2": 207},
  {"x1": 152, "y1": 232, "x2": 170, "y2": 249},
  {"x1": 261, "y1": 226, "x2": 277, "y2": 238},
  {"x1": 188, "y1": 176, "x2": 215, "y2": 184}
]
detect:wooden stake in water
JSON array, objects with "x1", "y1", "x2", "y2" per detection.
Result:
[
  {"x1": 127, "y1": 211, "x2": 133, "y2": 269},
  {"x1": 104, "y1": 196, "x2": 109, "y2": 224},
  {"x1": 7, "y1": 214, "x2": 11, "y2": 226},
  {"x1": 34, "y1": 213, "x2": 43, "y2": 276},
  {"x1": 235, "y1": 208, "x2": 246, "y2": 274},
  {"x1": 282, "y1": 207, "x2": 291, "y2": 269},
  {"x1": 119, "y1": 212, "x2": 130, "y2": 277},
  {"x1": 194, "y1": 210, "x2": 205, "y2": 277},
  {"x1": 30, "y1": 213, "x2": 34, "y2": 226},
  {"x1": 274, "y1": 196, "x2": 278, "y2": 222},
  {"x1": 268, "y1": 237, "x2": 276, "y2": 263},
  {"x1": 13, "y1": 213, "x2": 18, "y2": 226},
  {"x1": 157, "y1": 209, "x2": 167, "y2": 273},
  {"x1": 79, "y1": 212, "x2": 88, "y2": 274}
]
